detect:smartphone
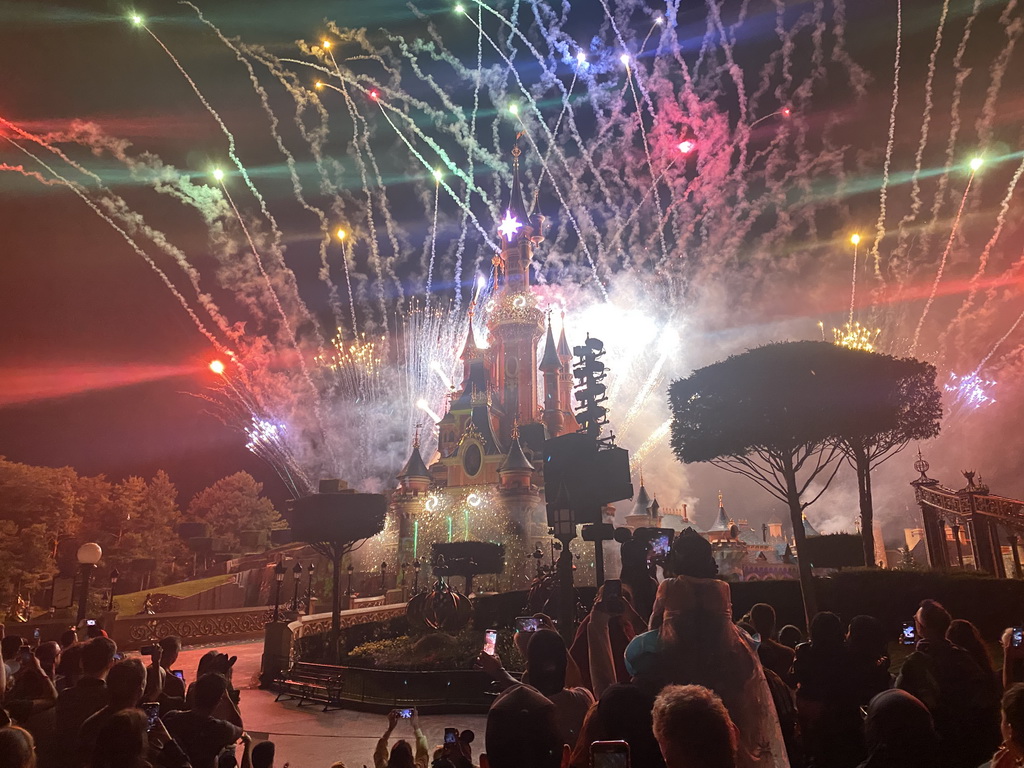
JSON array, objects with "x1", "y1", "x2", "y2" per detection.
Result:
[
  {"x1": 172, "y1": 670, "x2": 185, "y2": 681},
  {"x1": 482, "y1": 629, "x2": 497, "y2": 656},
  {"x1": 650, "y1": 534, "x2": 671, "y2": 558},
  {"x1": 397, "y1": 708, "x2": 412, "y2": 719},
  {"x1": 33, "y1": 628, "x2": 40, "y2": 641},
  {"x1": 901, "y1": 622, "x2": 917, "y2": 645},
  {"x1": 603, "y1": 579, "x2": 622, "y2": 601},
  {"x1": 591, "y1": 740, "x2": 630, "y2": 768},
  {"x1": 86, "y1": 619, "x2": 96, "y2": 627},
  {"x1": 141, "y1": 702, "x2": 160, "y2": 732},
  {"x1": 444, "y1": 728, "x2": 458, "y2": 745},
  {"x1": 1012, "y1": 628, "x2": 1024, "y2": 648},
  {"x1": 140, "y1": 645, "x2": 158, "y2": 656},
  {"x1": 514, "y1": 616, "x2": 539, "y2": 633}
]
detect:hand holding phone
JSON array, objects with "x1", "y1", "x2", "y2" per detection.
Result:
[
  {"x1": 397, "y1": 708, "x2": 412, "y2": 719},
  {"x1": 444, "y1": 727, "x2": 459, "y2": 746},
  {"x1": 141, "y1": 702, "x2": 161, "y2": 732},
  {"x1": 514, "y1": 616, "x2": 539, "y2": 633},
  {"x1": 1012, "y1": 627, "x2": 1024, "y2": 648},
  {"x1": 901, "y1": 622, "x2": 917, "y2": 645}
]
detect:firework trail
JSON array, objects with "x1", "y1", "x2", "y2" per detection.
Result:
[
  {"x1": 976, "y1": 2, "x2": 1024, "y2": 149},
  {"x1": 849, "y1": 236, "x2": 860, "y2": 325},
  {"x1": 2, "y1": 137, "x2": 224, "y2": 349},
  {"x1": 869, "y1": 0, "x2": 901, "y2": 280},
  {"x1": 426, "y1": 173, "x2": 441, "y2": 305},
  {"x1": 910, "y1": 164, "x2": 981, "y2": 353}
]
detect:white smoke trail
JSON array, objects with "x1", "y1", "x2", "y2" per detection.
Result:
[{"x1": 869, "y1": 0, "x2": 902, "y2": 280}]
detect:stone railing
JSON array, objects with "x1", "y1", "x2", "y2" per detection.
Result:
[{"x1": 108, "y1": 605, "x2": 275, "y2": 651}]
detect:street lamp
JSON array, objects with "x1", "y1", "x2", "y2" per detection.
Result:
[
  {"x1": 413, "y1": 559, "x2": 422, "y2": 593},
  {"x1": 290, "y1": 562, "x2": 303, "y2": 612},
  {"x1": 272, "y1": 560, "x2": 287, "y2": 622},
  {"x1": 346, "y1": 563, "x2": 355, "y2": 596},
  {"x1": 76, "y1": 543, "x2": 103, "y2": 625},
  {"x1": 380, "y1": 561, "x2": 388, "y2": 592},
  {"x1": 305, "y1": 562, "x2": 315, "y2": 615},
  {"x1": 107, "y1": 568, "x2": 120, "y2": 612}
]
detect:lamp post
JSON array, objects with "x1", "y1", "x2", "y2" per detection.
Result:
[
  {"x1": 290, "y1": 562, "x2": 303, "y2": 612},
  {"x1": 413, "y1": 559, "x2": 421, "y2": 593},
  {"x1": 76, "y1": 543, "x2": 103, "y2": 625},
  {"x1": 305, "y1": 562, "x2": 315, "y2": 615},
  {"x1": 272, "y1": 560, "x2": 286, "y2": 622},
  {"x1": 401, "y1": 561, "x2": 409, "y2": 589},
  {"x1": 380, "y1": 561, "x2": 388, "y2": 593},
  {"x1": 346, "y1": 563, "x2": 355, "y2": 596},
  {"x1": 107, "y1": 568, "x2": 120, "y2": 612}
]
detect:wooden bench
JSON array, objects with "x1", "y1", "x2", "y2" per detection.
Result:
[{"x1": 274, "y1": 661, "x2": 345, "y2": 712}]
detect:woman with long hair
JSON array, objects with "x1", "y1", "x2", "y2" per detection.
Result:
[{"x1": 0, "y1": 726, "x2": 36, "y2": 768}]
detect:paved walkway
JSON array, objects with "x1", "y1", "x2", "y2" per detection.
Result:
[{"x1": 174, "y1": 641, "x2": 487, "y2": 768}]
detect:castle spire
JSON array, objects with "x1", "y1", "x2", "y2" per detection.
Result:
[{"x1": 540, "y1": 312, "x2": 561, "y2": 371}]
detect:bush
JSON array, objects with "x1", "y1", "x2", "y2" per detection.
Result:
[{"x1": 345, "y1": 628, "x2": 523, "y2": 671}]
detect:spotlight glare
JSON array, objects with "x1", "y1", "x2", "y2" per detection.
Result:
[
  {"x1": 433, "y1": 168, "x2": 443, "y2": 182},
  {"x1": 576, "y1": 50, "x2": 586, "y2": 64},
  {"x1": 130, "y1": 13, "x2": 143, "y2": 26},
  {"x1": 619, "y1": 53, "x2": 630, "y2": 66},
  {"x1": 314, "y1": 81, "x2": 323, "y2": 90},
  {"x1": 508, "y1": 103, "x2": 519, "y2": 116},
  {"x1": 321, "y1": 39, "x2": 332, "y2": 49},
  {"x1": 970, "y1": 157, "x2": 984, "y2": 172},
  {"x1": 212, "y1": 168, "x2": 224, "y2": 181},
  {"x1": 677, "y1": 139, "x2": 695, "y2": 155},
  {"x1": 850, "y1": 233, "x2": 861, "y2": 245},
  {"x1": 455, "y1": 3, "x2": 465, "y2": 12},
  {"x1": 655, "y1": 15, "x2": 664, "y2": 25},
  {"x1": 335, "y1": 228, "x2": 347, "y2": 241}
]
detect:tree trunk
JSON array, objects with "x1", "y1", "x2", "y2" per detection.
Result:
[
  {"x1": 782, "y1": 453, "x2": 818, "y2": 629},
  {"x1": 855, "y1": 449, "x2": 876, "y2": 567},
  {"x1": 330, "y1": 548, "x2": 342, "y2": 663}
]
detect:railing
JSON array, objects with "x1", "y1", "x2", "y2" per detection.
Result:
[{"x1": 109, "y1": 605, "x2": 275, "y2": 650}]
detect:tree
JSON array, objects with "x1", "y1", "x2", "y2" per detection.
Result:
[
  {"x1": 669, "y1": 341, "x2": 872, "y2": 626},
  {"x1": 837, "y1": 355, "x2": 941, "y2": 567},
  {"x1": 186, "y1": 472, "x2": 281, "y2": 553}
]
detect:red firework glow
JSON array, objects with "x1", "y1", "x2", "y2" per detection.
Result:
[{"x1": 0, "y1": 364, "x2": 198, "y2": 408}]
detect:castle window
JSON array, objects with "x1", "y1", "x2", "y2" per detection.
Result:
[{"x1": 464, "y1": 443, "x2": 482, "y2": 477}]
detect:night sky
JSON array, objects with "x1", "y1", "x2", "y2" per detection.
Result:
[{"x1": 1, "y1": 0, "x2": 1022, "y2": 531}]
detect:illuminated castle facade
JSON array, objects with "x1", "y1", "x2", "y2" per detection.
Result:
[{"x1": 388, "y1": 147, "x2": 579, "y2": 589}]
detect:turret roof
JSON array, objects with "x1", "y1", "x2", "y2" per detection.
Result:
[
  {"x1": 632, "y1": 483, "x2": 652, "y2": 516},
  {"x1": 802, "y1": 514, "x2": 820, "y2": 537},
  {"x1": 499, "y1": 433, "x2": 535, "y2": 473},
  {"x1": 460, "y1": 319, "x2": 481, "y2": 360},
  {"x1": 398, "y1": 442, "x2": 431, "y2": 480},
  {"x1": 709, "y1": 493, "x2": 731, "y2": 532},
  {"x1": 507, "y1": 145, "x2": 530, "y2": 226},
  {"x1": 540, "y1": 322, "x2": 561, "y2": 371},
  {"x1": 557, "y1": 322, "x2": 571, "y2": 361}
]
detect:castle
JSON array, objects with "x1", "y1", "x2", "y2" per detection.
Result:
[{"x1": 387, "y1": 147, "x2": 580, "y2": 589}]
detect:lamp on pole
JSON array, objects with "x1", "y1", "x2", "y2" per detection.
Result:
[
  {"x1": 76, "y1": 543, "x2": 103, "y2": 625},
  {"x1": 290, "y1": 562, "x2": 303, "y2": 612},
  {"x1": 305, "y1": 562, "x2": 315, "y2": 615},
  {"x1": 413, "y1": 559, "x2": 421, "y2": 593},
  {"x1": 346, "y1": 563, "x2": 355, "y2": 596},
  {"x1": 379, "y1": 561, "x2": 388, "y2": 593},
  {"x1": 107, "y1": 568, "x2": 120, "y2": 612},
  {"x1": 272, "y1": 560, "x2": 287, "y2": 622}
]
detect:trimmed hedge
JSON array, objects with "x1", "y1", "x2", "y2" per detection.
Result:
[{"x1": 732, "y1": 569, "x2": 1024, "y2": 641}]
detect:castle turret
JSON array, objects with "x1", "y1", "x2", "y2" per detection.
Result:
[
  {"x1": 394, "y1": 433, "x2": 432, "y2": 583},
  {"x1": 540, "y1": 317, "x2": 566, "y2": 436},
  {"x1": 498, "y1": 429, "x2": 535, "y2": 492},
  {"x1": 556, "y1": 316, "x2": 574, "y2": 434},
  {"x1": 397, "y1": 439, "x2": 432, "y2": 494}
]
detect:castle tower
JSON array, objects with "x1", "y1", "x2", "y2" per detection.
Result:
[
  {"x1": 487, "y1": 144, "x2": 545, "y2": 444},
  {"x1": 556, "y1": 317, "x2": 574, "y2": 428},
  {"x1": 540, "y1": 317, "x2": 566, "y2": 436},
  {"x1": 394, "y1": 435, "x2": 432, "y2": 579}
]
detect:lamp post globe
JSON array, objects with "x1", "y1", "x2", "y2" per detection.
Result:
[
  {"x1": 76, "y1": 542, "x2": 102, "y2": 624},
  {"x1": 272, "y1": 560, "x2": 287, "y2": 622}
]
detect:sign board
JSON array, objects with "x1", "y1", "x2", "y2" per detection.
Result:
[{"x1": 51, "y1": 575, "x2": 75, "y2": 610}]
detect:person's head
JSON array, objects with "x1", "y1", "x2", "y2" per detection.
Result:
[
  {"x1": 665, "y1": 529, "x2": 718, "y2": 579},
  {"x1": 34, "y1": 642, "x2": 61, "y2": 678},
  {"x1": 525, "y1": 630, "x2": 567, "y2": 697},
  {"x1": 585, "y1": 684, "x2": 664, "y2": 768},
  {"x1": 91, "y1": 709, "x2": 147, "y2": 768},
  {"x1": 388, "y1": 740, "x2": 415, "y2": 768},
  {"x1": 915, "y1": 599, "x2": 951, "y2": 641},
  {"x1": 0, "y1": 726, "x2": 36, "y2": 768},
  {"x1": 197, "y1": 651, "x2": 236, "y2": 681},
  {"x1": 863, "y1": 689, "x2": 938, "y2": 765},
  {"x1": 58, "y1": 629, "x2": 79, "y2": 650},
  {"x1": 55, "y1": 642, "x2": 84, "y2": 681},
  {"x1": 652, "y1": 685, "x2": 737, "y2": 768},
  {"x1": 193, "y1": 672, "x2": 229, "y2": 711},
  {"x1": 252, "y1": 741, "x2": 275, "y2": 768},
  {"x1": 809, "y1": 612, "x2": 845, "y2": 649},
  {"x1": 748, "y1": 604, "x2": 777, "y2": 640},
  {"x1": 1002, "y1": 684, "x2": 1024, "y2": 753},
  {"x1": 85, "y1": 624, "x2": 106, "y2": 640},
  {"x1": 81, "y1": 637, "x2": 117, "y2": 678},
  {"x1": 107, "y1": 659, "x2": 146, "y2": 708},
  {"x1": 158, "y1": 637, "x2": 182, "y2": 669},
  {"x1": 481, "y1": 684, "x2": 569, "y2": 768},
  {"x1": 620, "y1": 538, "x2": 650, "y2": 578},
  {"x1": 1, "y1": 637, "x2": 23, "y2": 662},
  {"x1": 847, "y1": 615, "x2": 887, "y2": 660},
  {"x1": 947, "y1": 619, "x2": 993, "y2": 675},
  {"x1": 778, "y1": 625, "x2": 802, "y2": 649}
]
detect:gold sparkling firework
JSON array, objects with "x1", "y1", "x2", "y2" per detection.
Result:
[{"x1": 832, "y1": 321, "x2": 881, "y2": 352}]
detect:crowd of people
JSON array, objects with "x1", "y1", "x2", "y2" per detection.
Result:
[
  {"x1": 0, "y1": 623, "x2": 267, "y2": 768},
  {"x1": 3, "y1": 527, "x2": 1024, "y2": 768}
]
